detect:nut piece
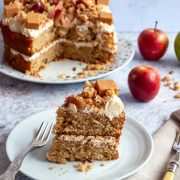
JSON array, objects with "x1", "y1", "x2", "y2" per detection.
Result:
[
  {"x1": 174, "y1": 93, "x2": 180, "y2": 99},
  {"x1": 65, "y1": 96, "x2": 86, "y2": 109},
  {"x1": 95, "y1": 80, "x2": 118, "y2": 95},
  {"x1": 4, "y1": 1, "x2": 22, "y2": 17},
  {"x1": 82, "y1": 86, "x2": 96, "y2": 98},
  {"x1": 74, "y1": 162, "x2": 92, "y2": 172},
  {"x1": 161, "y1": 74, "x2": 172, "y2": 82},
  {"x1": 96, "y1": 0, "x2": 110, "y2": 5},
  {"x1": 4, "y1": 0, "x2": 12, "y2": 5},
  {"x1": 174, "y1": 82, "x2": 180, "y2": 91},
  {"x1": 25, "y1": 12, "x2": 45, "y2": 29},
  {"x1": 99, "y1": 11, "x2": 113, "y2": 24}
]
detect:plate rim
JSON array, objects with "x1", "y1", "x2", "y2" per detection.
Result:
[
  {"x1": 6, "y1": 109, "x2": 153, "y2": 180},
  {"x1": 0, "y1": 38, "x2": 135, "y2": 84}
]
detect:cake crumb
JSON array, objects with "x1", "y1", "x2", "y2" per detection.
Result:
[
  {"x1": 168, "y1": 70, "x2": 174, "y2": 75},
  {"x1": 72, "y1": 67, "x2": 77, "y2": 71},
  {"x1": 48, "y1": 166, "x2": 54, "y2": 170},
  {"x1": 58, "y1": 74, "x2": 66, "y2": 80},
  {"x1": 74, "y1": 161, "x2": 92, "y2": 172},
  {"x1": 100, "y1": 163, "x2": 105, "y2": 166}
]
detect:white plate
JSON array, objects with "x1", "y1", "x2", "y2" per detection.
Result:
[
  {"x1": 6, "y1": 109, "x2": 153, "y2": 180},
  {"x1": 0, "y1": 35, "x2": 135, "y2": 84}
]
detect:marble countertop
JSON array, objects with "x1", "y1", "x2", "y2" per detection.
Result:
[{"x1": 0, "y1": 0, "x2": 180, "y2": 179}]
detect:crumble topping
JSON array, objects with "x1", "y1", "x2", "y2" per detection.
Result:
[
  {"x1": 64, "y1": 80, "x2": 124, "y2": 119},
  {"x1": 25, "y1": 11, "x2": 47, "y2": 29},
  {"x1": 4, "y1": 1, "x2": 22, "y2": 17},
  {"x1": 2, "y1": 0, "x2": 113, "y2": 38},
  {"x1": 161, "y1": 71, "x2": 180, "y2": 99}
]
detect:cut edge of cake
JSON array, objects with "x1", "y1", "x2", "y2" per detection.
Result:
[{"x1": 47, "y1": 79, "x2": 126, "y2": 163}]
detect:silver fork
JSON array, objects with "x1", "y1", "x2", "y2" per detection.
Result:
[
  {"x1": 163, "y1": 131, "x2": 180, "y2": 180},
  {"x1": 0, "y1": 121, "x2": 54, "y2": 180}
]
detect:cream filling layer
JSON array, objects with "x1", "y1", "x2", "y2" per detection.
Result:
[
  {"x1": 2, "y1": 16, "x2": 114, "y2": 38},
  {"x1": 10, "y1": 39, "x2": 116, "y2": 62},
  {"x1": 81, "y1": 95, "x2": 124, "y2": 120},
  {"x1": 10, "y1": 39, "x2": 62, "y2": 61},
  {"x1": 98, "y1": 22, "x2": 115, "y2": 33},
  {"x1": 58, "y1": 135, "x2": 117, "y2": 147},
  {"x1": 2, "y1": 17, "x2": 54, "y2": 38}
]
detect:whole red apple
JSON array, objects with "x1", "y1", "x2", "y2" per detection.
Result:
[
  {"x1": 138, "y1": 21, "x2": 169, "y2": 61},
  {"x1": 128, "y1": 65, "x2": 160, "y2": 102}
]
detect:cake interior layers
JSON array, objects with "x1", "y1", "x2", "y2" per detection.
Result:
[
  {"x1": 47, "y1": 135, "x2": 119, "y2": 163},
  {"x1": 1, "y1": 0, "x2": 117, "y2": 74},
  {"x1": 55, "y1": 107, "x2": 125, "y2": 137},
  {"x1": 5, "y1": 39, "x2": 114, "y2": 74},
  {"x1": 1, "y1": 22, "x2": 56, "y2": 56},
  {"x1": 1, "y1": 21, "x2": 117, "y2": 56}
]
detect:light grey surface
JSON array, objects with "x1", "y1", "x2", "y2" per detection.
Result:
[
  {"x1": 110, "y1": 0, "x2": 180, "y2": 32},
  {"x1": 0, "y1": 0, "x2": 180, "y2": 179}
]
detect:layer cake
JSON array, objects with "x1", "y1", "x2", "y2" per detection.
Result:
[
  {"x1": 47, "y1": 80, "x2": 126, "y2": 163},
  {"x1": 1, "y1": 0, "x2": 117, "y2": 75}
]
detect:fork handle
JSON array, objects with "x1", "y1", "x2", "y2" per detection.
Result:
[
  {"x1": 163, "y1": 161, "x2": 179, "y2": 180},
  {"x1": 0, "y1": 145, "x2": 33, "y2": 180},
  {"x1": 163, "y1": 171, "x2": 175, "y2": 180}
]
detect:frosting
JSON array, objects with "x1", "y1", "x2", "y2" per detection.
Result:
[
  {"x1": 79, "y1": 95, "x2": 124, "y2": 120},
  {"x1": 2, "y1": 17, "x2": 54, "y2": 38},
  {"x1": 10, "y1": 38, "x2": 115, "y2": 62},
  {"x1": 76, "y1": 25, "x2": 89, "y2": 32},
  {"x1": 58, "y1": 135, "x2": 117, "y2": 147},
  {"x1": 98, "y1": 22, "x2": 115, "y2": 33},
  {"x1": 104, "y1": 95, "x2": 124, "y2": 120}
]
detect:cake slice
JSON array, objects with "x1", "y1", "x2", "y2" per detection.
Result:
[{"x1": 47, "y1": 80, "x2": 126, "y2": 163}]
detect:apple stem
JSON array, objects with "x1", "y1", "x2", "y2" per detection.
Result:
[{"x1": 154, "y1": 21, "x2": 158, "y2": 31}]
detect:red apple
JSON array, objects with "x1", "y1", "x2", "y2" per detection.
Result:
[
  {"x1": 128, "y1": 65, "x2": 160, "y2": 102},
  {"x1": 138, "y1": 21, "x2": 169, "y2": 61}
]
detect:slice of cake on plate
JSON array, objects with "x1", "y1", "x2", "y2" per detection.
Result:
[
  {"x1": 1, "y1": 0, "x2": 117, "y2": 75},
  {"x1": 47, "y1": 80, "x2": 126, "y2": 163}
]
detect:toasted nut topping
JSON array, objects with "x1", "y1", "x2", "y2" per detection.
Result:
[
  {"x1": 82, "y1": 86, "x2": 96, "y2": 98},
  {"x1": 74, "y1": 162, "x2": 92, "y2": 172},
  {"x1": 4, "y1": 0, "x2": 12, "y2": 5},
  {"x1": 84, "y1": 81, "x2": 93, "y2": 88},
  {"x1": 99, "y1": 11, "x2": 113, "y2": 24},
  {"x1": 25, "y1": 12, "x2": 46, "y2": 29},
  {"x1": 95, "y1": 80, "x2": 118, "y2": 95},
  {"x1": 96, "y1": 0, "x2": 110, "y2": 5},
  {"x1": 4, "y1": 1, "x2": 22, "y2": 17}
]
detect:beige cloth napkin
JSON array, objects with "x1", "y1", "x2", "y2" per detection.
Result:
[{"x1": 128, "y1": 110, "x2": 180, "y2": 180}]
